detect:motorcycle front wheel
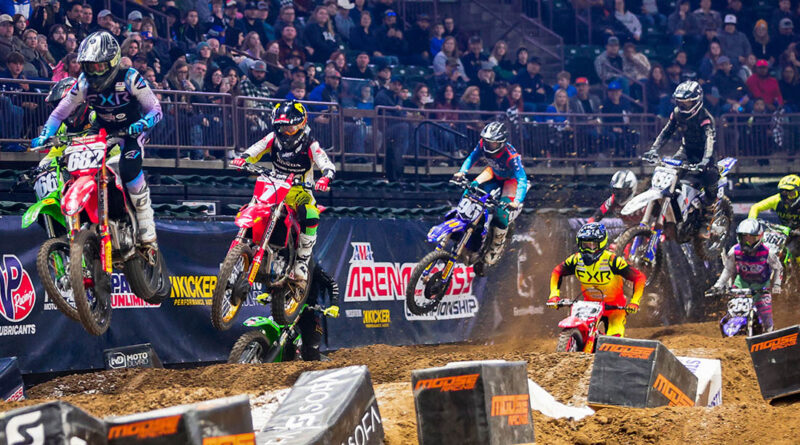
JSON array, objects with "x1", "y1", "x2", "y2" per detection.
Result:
[
  {"x1": 37, "y1": 236, "x2": 79, "y2": 321},
  {"x1": 614, "y1": 226, "x2": 662, "y2": 286},
  {"x1": 211, "y1": 243, "x2": 254, "y2": 331},
  {"x1": 69, "y1": 229, "x2": 113, "y2": 336},
  {"x1": 405, "y1": 250, "x2": 454, "y2": 316},
  {"x1": 228, "y1": 330, "x2": 279, "y2": 364},
  {"x1": 556, "y1": 328, "x2": 584, "y2": 353},
  {"x1": 693, "y1": 196, "x2": 733, "y2": 261}
]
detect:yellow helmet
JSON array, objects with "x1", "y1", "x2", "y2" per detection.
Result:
[{"x1": 778, "y1": 175, "x2": 800, "y2": 207}]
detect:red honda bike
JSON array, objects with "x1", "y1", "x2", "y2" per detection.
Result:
[
  {"x1": 59, "y1": 129, "x2": 170, "y2": 335},
  {"x1": 548, "y1": 295, "x2": 627, "y2": 353},
  {"x1": 211, "y1": 163, "x2": 311, "y2": 330}
]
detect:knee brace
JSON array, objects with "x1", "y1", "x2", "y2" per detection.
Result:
[{"x1": 298, "y1": 204, "x2": 320, "y2": 236}]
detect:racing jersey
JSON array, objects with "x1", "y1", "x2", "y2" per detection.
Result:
[
  {"x1": 549, "y1": 250, "x2": 645, "y2": 307},
  {"x1": 748, "y1": 194, "x2": 800, "y2": 229},
  {"x1": 458, "y1": 141, "x2": 529, "y2": 203},
  {"x1": 651, "y1": 107, "x2": 716, "y2": 164},
  {"x1": 306, "y1": 266, "x2": 340, "y2": 307},
  {"x1": 242, "y1": 128, "x2": 335, "y2": 187},
  {"x1": 715, "y1": 243, "x2": 782, "y2": 288},
  {"x1": 39, "y1": 68, "x2": 162, "y2": 137}
]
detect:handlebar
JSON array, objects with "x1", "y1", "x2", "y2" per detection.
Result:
[
  {"x1": 641, "y1": 154, "x2": 704, "y2": 173},
  {"x1": 449, "y1": 176, "x2": 510, "y2": 210},
  {"x1": 704, "y1": 287, "x2": 764, "y2": 298},
  {"x1": 237, "y1": 162, "x2": 303, "y2": 186},
  {"x1": 29, "y1": 129, "x2": 130, "y2": 152},
  {"x1": 546, "y1": 299, "x2": 627, "y2": 311}
]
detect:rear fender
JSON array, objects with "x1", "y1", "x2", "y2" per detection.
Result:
[
  {"x1": 22, "y1": 199, "x2": 66, "y2": 229},
  {"x1": 62, "y1": 175, "x2": 98, "y2": 222},
  {"x1": 717, "y1": 157, "x2": 737, "y2": 177},
  {"x1": 427, "y1": 218, "x2": 467, "y2": 243},
  {"x1": 621, "y1": 189, "x2": 664, "y2": 216},
  {"x1": 243, "y1": 316, "x2": 281, "y2": 342}
]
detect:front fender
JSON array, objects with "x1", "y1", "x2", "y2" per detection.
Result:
[
  {"x1": 621, "y1": 189, "x2": 665, "y2": 216},
  {"x1": 722, "y1": 316, "x2": 748, "y2": 337},
  {"x1": 243, "y1": 316, "x2": 281, "y2": 341},
  {"x1": 235, "y1": 204, "x2": 272, "y2": 229},
  {"x1": 22, "y1": 198, "x2": 66, "y2": 229},
  {"x1": 427, "y1": 218, "x2": 467, "y2": 243},
  {"x1": 62, "y1": 176, "x2": 98, "y2": 221},
  {"x1": 558, "y1": 316, "x2": 589, "y2": 331}
]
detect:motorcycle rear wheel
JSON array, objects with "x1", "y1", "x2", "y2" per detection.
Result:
[
  {"x1": 693, "y1": 196, "x2": 733, "y2": 261},
  {"x1": 211, "y1": 243, "x2": 254, "y2": 331},
  {"x1": 124, "y1": 247, "x2": 171, "y2": 304},
  {"x1": 556, "y1": 328, "x2": 584, "y2": 353},
  {"x1": 228, "y1": 330, "x2": 278, "y2": 364},
  {"x1": 614, "y1": 226, "x2": 662, "y2": 286},
  {"x1": 37, "y1": 236, "x2": 79, "y2": 321},
  {"x1": 405, "y1": 250, "x2": 453, "y2": 316},
  {"x1": 70, "y1": 229, "x2": 113, "y2": 336}
]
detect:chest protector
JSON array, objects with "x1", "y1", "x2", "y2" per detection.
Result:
[
  {"x1": 572, "y1": 250, "x2": 625, "y2": 304},
  {"x1": 775, "y1": 200, "x2": 800, "y2": 229},
  {"x1": 734, "y1": 244, "x2": 772, "y2": 284},
  {"x1": 84, "y1": 70, "x2": 140, "y2": 129},
  {"x1": 270, "y1": 135, "x2": 315, "y2": 175}
]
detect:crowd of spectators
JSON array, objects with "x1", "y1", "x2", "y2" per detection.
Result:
[{"x1": 1, "y1": 0, "x2": 799, "y2": 167}]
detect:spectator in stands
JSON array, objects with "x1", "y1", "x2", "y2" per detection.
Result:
[
  {"x1": 435, "y1": 84, "x2": 458, "y2": 118},
  {"x1": 406, "y1": 13, "x2": 432, "y2": 66},
  {"x1": 459, "y1": 85, "x2": 481, "y2": 111},
  {"x1": 552, "y1": 71, "x2": 576, "y2": 98},
  {"x1": 476, "y1": 61, "x2": 496, "y2": 108},
  {"x1": 223, "y1": 0, "x2": 239, "y2": 29},
  {"x1": 515, "y1": 56, "x2": 551, "y2": 108},
  {"x1": 240, "y1": 59, "x2": 273, "y2": 101},
  {"x1": 543, "y1": 89, "x2": 574, "y2": 152},
  {"x1": 306, "y1": 62, "x2": 321, "y2": 91},
  {"x1": 430, "y1": 22, "x2": 445, "y2": 59},
  {"x1": 374, "y1": 76, "x2": 409, "y2": 181},
  {"x1": 747, "y1": 59, "x2": 783, "y2": 111},
  {"x1": 51, "y1": 52, "x2": 79, "y2": 81},
  {"x1": 349, "y1": 10, "x2": 379, "y2": 58},
  {"x1": 489, "y1": 40, "x2": 514, "y2": 81},
  {"x1": 47, "y1": 24, "x2": 67, "y2": 63},
  {"x1": 737, "y1": 53, "x2": 757, "y2": 83},
  {"x1": 237, "y1": 2, "x2": 273, "y2": 47},
  {"x1": 63, "y1": 2, "x2": 81, "y2": 34},
  {"x1": 668, "y1": 0, "x2": 701, "y2": 48},
  {"x1": 95, "y1": 9, "x2": 114, "y2": 34},
  {"x1": 23, "y1": 29, "x2": 49, "y2": 78},
  {"x1": 773, "y1": 18, "x2": 796, "y2": 59},
  {"x1": 329, "y1": 50, "x2": 346, "y2": 74},
  {"x1": 638, "y1": 0, "x2": 665, "y2": 28},
  {"x1": 433, "y1": 36, "x2": 466, "y2": 77},
  {"x1": 461, "y1": 35, "x2": 487, "y2": 83},
  {"x1": 711, "y1": 55, "x2": 749, "y2": 114},
  {"x1": 645, "y1": 64, "x2": 672, "y2": 117},
  {"x1": 406, "y1": 82, "x2": 433, "y2": 113},
  {"x1": 375, "y1": 9, "x2": 405, "y2": 60},
  {"x1": 569, "y1": 77, "x2": 601, "y2": 114},
  {"x1": 771, "y1": 0, "x2": 793, "y2": 38},
  {"x1": 207, "y1": 0, "x2": 225, "y2": 30},
  {"x1": 127, "y1": 11, "x2": 144, "y2": 35},
  {"x1": 333, "y1": 0, "x2": 355, "y2": 43},
  {"x1": 780, "y1": 65, "x2": 800, "y2": 111},
  {"x1": 121, "y1": 37, "x2": 140, "y2": 60},
  {"x1": 433, "y1": 56, "x2": 468, "y2": 95},
  {"x1": 699, "y1": 39, "x2": 723, "y2": 81},
  {"x1": 349, "y1": 0, "x2": 367, "y2": 22},
  {"x1": 276, "y1": 65, "x2": 307, "y2": 97},
  {"x1": 0, "y1": 51, "x2": 42, "y2": 138},
  {"x1": 64, "y1": 30, "x2": 78, "y2": 54},
  {"x1": 286, "y1": 79, "x2": 306, "y2": 100},
  {"x1": 36, "y1": 35, "x2": 55, "y2": 67},
  {"x1": 751, "y1": 20, "x2": 773, "y2": 63},
  {"x1": 278, "y1": 25, "x2": 305, "y2": 66},
  {"x1": 613, "y1": 0, "x2": 641, "y2": 41},
  {"x1": 242, "y1": 31, "x2": 265, "y2": 59},
  {"x1": 724, "y1": 0, "x2": 750, "y2": 33},
  {"x1": 345, "y1": 52, "x2": 374, "y2": 80},
  {"x1": 718, "y1": 14, "x2": 751, "y2": 66},
  {"x1": 512, "y1": 47, "x2": 528, "y2": 77},
  {"x1": 488, "y1": 81, "x2": 509, "y2": 112},
  {"x1": 225, "y1": 67, "x2": 241, "y2": 95},
  {"x1": 622, "y1": 42, "x2": 650, "y2": 83},
  {"x1": 443, "y1": 16, "x2": 467, "y2": 52},
  {"x1": 196, "y1": 41, "x2": 213, "y2": 65},
  {"x1": 309, "y1": 69, "x2": 342, "y2": 104},
  {"x1": 372, "y1": 60, "x2": 391, "y2": 91},
  {"x1": 305, "y1": 5, "x2": 339, "y2": 63},
  {"x1": 693, "y1": 0, "x2": 722, "y2": 34},
  {"x1": 666, "y1": 61, "x2": 683, "y2": 87},
  {"x1": 188, "y1": 60, "x2": 207, "y2": 90},
  {"x1": 600, "y1": 80, "x2": 635, "y2": 157},
  {"x1": 594, "y1": 36, "x2": 624, "y2": 86},
  {"x1": 11, "y1": 13, "x2": 24, "y2": 38},
  {"x1": 204, "y1": 67, "x2": 226, "y2": 93},
  {"x1": 0, "y1": 14, "x2": 22, "y2": 64}
]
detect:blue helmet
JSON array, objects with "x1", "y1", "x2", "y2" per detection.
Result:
[{"x1": 576, "y1": 222, "x2": 608, "y2": 264}]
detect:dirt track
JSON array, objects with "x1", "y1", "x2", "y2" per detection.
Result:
[{"x1": 7, "y1": 320, "x2": 800, "y2": 444}]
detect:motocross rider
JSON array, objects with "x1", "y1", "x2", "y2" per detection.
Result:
[
  {"x1": 548, "y1": 222, "x2": 646, "y2": 337},
  {"x1": 231, "y1": 100, "x2": 335, "y2": 284},
  {"x1": 291, "y1": 264, "x2": 340, "y2": 361},
  {"x1": 709, "y1": 218, "x2": 782, "y2": 333},
  {"x1": 643, "y1": 81, "x2": 718, "y2": 223},
  {"x1": 31, "y1": 31, "x2": 163, "y2": 244},
  {"x1": 587, "y1": 169, "x2": 638, "y2": 224},
  {"x1": 452, "y1": 121, "x2": 528, "y2": 265},
  {"x1": 749, "y1": 174, "x2": 800, "y2": 261}
]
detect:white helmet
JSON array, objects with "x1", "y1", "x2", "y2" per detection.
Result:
[
  {"x1": 610, "y1": 169, "x2": 637, "y2": 203},
  {"x1": 673, "y1": 81, "x2": 703, "y2": 119},
  {"x1": 736, "y1": 218, "x2": 763, "y2": 255}
]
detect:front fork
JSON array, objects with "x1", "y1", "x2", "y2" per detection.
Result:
[
  {"x1": 99, "y1": 165, "x2": 112, "y2": 273},
  {"x1": 422, "y1": 227, "x2": 473, "y2": 283},
  {"x1": 247, "y1": 205, "x2": 282, "y2": 285}
]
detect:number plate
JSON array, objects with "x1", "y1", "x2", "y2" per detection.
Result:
[
  {"x1": 763, "y1": 230, "x2": 787, "y2": 252},
  {"x1": 33, "y1": 170, "x2": 59, "y2": 199},
  {"x1": 651, "y1": 167, "x2": 677, "y2": 191},
  {"x1": 571, "y1": 300, "x2": 603, "y2": 319},
  {"x1": 455, "y1": 197, "x2": 483, "y2": 221},
  {"x1": 65, "y1": 141, "x2": 106, "y2": 172},
  {"x1": 728, "y1": 296, "x2": 752, "y2": 315}
]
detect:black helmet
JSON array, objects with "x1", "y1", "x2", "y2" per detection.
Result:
[
  {"x1": 76, "y1": 31, "x2": 122, "y2": 91},
  {"x1": 673, "y1": 80, "x2": 703, "y2": 119},
  {"x1": 610, "y1": 169, "x2": 637, "y2": 202},
  {"x1": 272, "y1": 100, "x2": 308, "y2": 153},
  {"x1": 576, "y1": 222, "x2": 608, "y2": 265},
  {"x1": 480, "y1": 121, "x2": 508, "y2": 155},
  {"x1": 736, "y1": 218, "x2": 763, "y2": 255},
  {"x1": 46, "y1": 77, "x2": 77, "y2": 105}
]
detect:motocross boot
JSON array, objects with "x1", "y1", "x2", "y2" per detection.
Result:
[
  {"x1": 293, "y1": 233, "x2": 316, "y2": 284},
  {"x1": 127, "y1": 183, "x2": 157, "y2": 244},
  {"x1": 483, "y1": 226, "x2": 508, "y2": 266}
]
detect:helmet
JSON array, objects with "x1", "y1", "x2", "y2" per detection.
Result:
[
  {"x1": 778, "y1": 174, "x2": 800, "y2": 208},
  {"x1": 272, "y1": 100, "x2": 308, "y2": 153},
  {"x1": 45, "y1": 77, "x2": 77, "y2": 105},
  {"x1": 673, "y1": 81, "x2": 703, "y2": 119},
  {"x1": 576, "y1": 222, "x2": 608, "y2": 265},
  {"x1": 610, "y1": 169, "x2": 637, "y2": 203},
  {"x1": 736, "y1": 218, "x2": 764, "y2": 255},
  {"x1": 76, "y1": 31, "x2": 121, "y2": 91},
  {"x1": 479, "y1": 121, "x2": 508, "y2": 155}
]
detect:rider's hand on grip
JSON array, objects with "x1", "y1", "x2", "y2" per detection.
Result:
[
  {"x1": 31, "y1": 136, "x2": 47, "y2": 148},
  {"x1": 452, "y1": 172, "x2": 465, "y2": 181},
  {"x1": 315, "y1": 176, "x2": 331, "y2": 192},
  {"x1": 625, "y1": 303, "x2": 639, "y2": 314},
  {"x1": 642, "y1": 150, "x2": 658, "y2": 162},
  {"x1": 231, "y1": 158, "x2": 247, "y2": 169},
  {"x1": 323, "y1": 305, "x2": 340, "y2": 318},
  {"x1": 127, "y1": 119, "x2": 147, "y2": 136},
  {"x1": 705, "y1": 286, "x2": 724, "y2": 298},
  {"x1": 508, "y1": 201, "x2": 520, "y2": 210},
  {"x1": 547, "y1": 295, "x2": 560, "y2": 308}
]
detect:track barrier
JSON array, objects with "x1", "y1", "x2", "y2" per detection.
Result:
[
  {"x1": 0, "y1": 401, "x2": 106, "y2": 444},
  {"x1": 677, "y1": 356, "x2": 722, "y2": 407},
  {"x1": 0, "y1": 357, "x2": 24, "y2": 401},
  {"x1": 747, "y1": 325, "x2": 800, "y2": 401}
]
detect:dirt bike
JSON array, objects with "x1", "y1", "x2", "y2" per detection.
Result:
[
  {"x1": 211, "y1": 163, "x2": 311, "y2": 331},
  {"x1": 228, "y1": 304, "x2": 325, "y2": 364},
  {"x1": 15, "y1": 153, "x2": 79, "y2": 322},
  {"x1": 57, "y1": 129, "x2": 171, "y2": 335},
  {"x1": 615, "y1": 156, "x2": 735, "y2": 285},
  {"x1": 705, "y1": 287, "x2": 765, "y2": 337},
  {"x1": 405, "y1": 176, "x2": 514, "y2": 316},
  {"x1": 548, "y1": 295, "x2": 627, "y2": 353},
  {"x1": 759, "y1": 220, "x2": 799, "y2": 286}
]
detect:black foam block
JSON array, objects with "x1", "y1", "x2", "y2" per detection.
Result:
[
  {"x1": 747, "y1": 324, "x2": 800, "y2": 401},
  {"x1": 0, "y1": 401, "x2": 106, "y2": 444}
]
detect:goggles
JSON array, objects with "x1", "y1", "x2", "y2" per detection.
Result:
[
  {"x1": 740, "y1": 234, "x2": 760, "y2": 246},
  {"x1": 83, "y1": 62, "x2": 111, "y2": 76},
  {"x1": 676, "y1": 98, "x2": 696, "y2": 111},
  {"x1": 279, "y1": 122, "x2": 304, "y2": 136},
  {"x1": 780, "y1": 189, "x2": 798, "y2": 200},
  {"x1": 580, "y1": 240, "x2": 600, "y2": 252}
]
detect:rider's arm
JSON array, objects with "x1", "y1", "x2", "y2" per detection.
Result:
[
  {"x1": 768, "y1": 250, "x2": 784, "y2": 290},
  {"x1": 509, "y1": 152, "x2": 529, "y2": 203},
  {"x1": 126, "y1": 69, "x2": 162, "y2": 131},
  {"x1": 314, "y1": 266, "x2": 340, "y2": 305},
  {"x1": 309, "y1": 140, "x2": 335, "y2": 180},
  {"x1": 458, "y1": 144, "x2": 482, "y2": 174},
  {"x1": 590, "y1": 194, "x2": 616, "y2": 222},
  {"x1": 242, "y1": 132, "x2": 275, "y2": 163},
  {"x1": 650, "y1": 112, "x2": 677, "y2": 153},
  {"x1": 549, "y1": 254, "x2": 578, "y2": 297},
  {"x1": 700, "y1": 115, "x2": 716, "y2": 161},
  {"x1": 713, "y1": 247, "x2": 736, "y2": 288},
  {"x1": 38, "y1": 78, "x2": 85, "y2": 139},
  {"x1": 611, "y1": 255, "x2": 645, "y2": 306},
  {"x1": 748, "y1": 194, "x2": 780, "y2": 219}
]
